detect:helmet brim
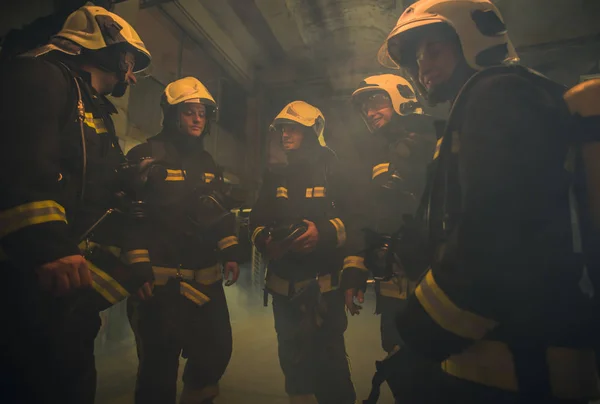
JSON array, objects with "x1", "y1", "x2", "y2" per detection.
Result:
[{"x1": 379, "y1": 17, "x2": 449, "y2": 69}]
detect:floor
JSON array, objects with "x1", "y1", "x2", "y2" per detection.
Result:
[{"x1": 94, "y1": 266, "x2": 394, "y2": 404}]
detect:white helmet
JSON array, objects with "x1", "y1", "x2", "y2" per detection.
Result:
[
  {"x1": 378, "y1": 0, "x2": 518, "y2": 73},
  {"x1": 270, "y1": 101, "x2": 326, "y2": 147}
]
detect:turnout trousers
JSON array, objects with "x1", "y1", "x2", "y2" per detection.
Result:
[
  {"x1": 128, "y1": 280, "x2": 232, "y2": 404},
  {"x1": 272, "y1": 289, "x2": 356, "y2": 404}
]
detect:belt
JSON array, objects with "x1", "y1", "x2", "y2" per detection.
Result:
[
  {"x1": 152, "y1": 264, "x2": 222, "y2": 306},
  {"x1": 378, "y1": 275, "x2": 417, "y2": 300},
  {"x1": 265, "y1": 272, "x2": 337, "y2": 297},
  {"x1": 152, "y1": 264, "x2": 222, "y2": 286},
  {"x1": 442, "y1": 340, "x2": 600, "y2": 400}
]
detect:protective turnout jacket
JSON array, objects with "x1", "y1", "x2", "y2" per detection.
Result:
[
  {"x1": 364, "y1": 122, "x2": 433, "y2": 236},
  {"x1": 250, "y1": 146, "x2": 367, "y2": 291},
  {"x1": 126, "y1": 132, "x2": 241, "y2": 272},
  {"x1": 0, "y1": 55, "x2": 151, "y2": 305},
  {"x1": 400, "y1": 65, "x2": 599, "y2": 398}
]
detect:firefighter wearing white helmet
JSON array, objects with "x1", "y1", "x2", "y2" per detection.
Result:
[
  {"x1": 126, "y1": 77, "x2": 240, "y2": 404},
  {"x1": 371, "y1": 1, "x2": 600, "y2": 403},
  {"x1": 250, "y1": 101, "x2": 367, "y2": 403},
  {"x1": 350, "y1": 74, "x2": 435, "y2": 349},
  {"x1": 0, "y1": 5, "x2": 153, "y2": 404}
]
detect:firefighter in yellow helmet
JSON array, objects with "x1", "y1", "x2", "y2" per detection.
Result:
[
  {"x1": 350, "y1": 74, "x2": 437, "y2": 398},
  {"x1": 373, "y1": 0, "x2": 600, "y2": 403},
  {"x1": 126, "y1": 77, "x2": 241, "y2": 404},
  {"x1": 0, "y1": 5, "x2": 152, "y2": 404},
  {"x1": 250, "y1": 101, "x2": 367, "y2": 403}
]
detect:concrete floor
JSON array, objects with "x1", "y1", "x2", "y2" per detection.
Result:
[{"x1": 94, "y1": 266, "x2": 394, "y2": 404}]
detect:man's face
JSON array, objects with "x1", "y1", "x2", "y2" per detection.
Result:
[
  {"x1": 281, "y1": 124, "x2": 304, "y2": 151},
  {"x1": 416, "y1": 37, "x2": 460, "y2": 93},
  {"x1": 178, "y1": 103, "x2": 207, "y2": 137},
  {"x1": 362, "y1": 93, "x2": 394, "y2": 131},
  {"x1": 94, "y1": 51, "x2": 137, "y2": 97}
]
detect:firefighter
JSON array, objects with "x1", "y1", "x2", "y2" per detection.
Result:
[
  {"x1": 375, "y1": 0, "x2": 600, "y2": 402},
  {"x1": 126, "y1": 76, "x2": 241, "y2": 404},
  {"x1": 250, "y1": 101, "x2": 366, "y2": 404},
  {"x1": 0, "y1": 5, "x2": 152, "y2": 404},
  {"x1": 350, "y1": 74, "x2": 434, "y2": 353}
]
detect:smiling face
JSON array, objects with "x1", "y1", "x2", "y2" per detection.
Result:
[
  {"x1": 416, "y1": 36, "x2": 460, "y2": 94},
  {"x1": 178, "y1": 103, "x2": 207, "y2": 137},
  {"x1": 361, "y1": 92, "x2": 395, "y2": 131}
]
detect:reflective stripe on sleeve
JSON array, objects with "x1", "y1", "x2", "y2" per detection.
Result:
[
  {"x1": 218, "y1": 236, "x2": 239, "y2": 250},
  {"x1": 88, "y1": 261, "x2": 130, "y2": 305},
  {"x1": 415, "y1": 270, "x2": 497, "y2": 340},
  {"x1": 329, "y1": 218, "x2": 347, "y2": 247},
  {"x1": 372, "y1": 163, "x2": 390, "y2": 180},
  {"x1": 122, "y1": 249, "x2": 151, "y2": 265},
  {"x1": 343, "y1": 256, "x2": 368, "y2": 271},
  {"x1": 0, "y1": 200, "x2": 67, "y2": 239}
]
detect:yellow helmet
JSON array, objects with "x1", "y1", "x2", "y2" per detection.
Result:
[
  {"x1": 270, "y1": 101, "x2": 326, "y2": 147},
  {"x1": 162, "y1": 77, "x2": 217, "y2": 108},
  {"x1": 161, "y1": 77, "x2": 217, "y2": 135},
  {"x1": 351, "y1": 74, "x2": 424, "y2": 116},
  {"x1": 53, "y1": 5, "x2": 151, "y2": 72},
  {"x1": 378, "y1": 0, "x2": 518, "y2": 72}
]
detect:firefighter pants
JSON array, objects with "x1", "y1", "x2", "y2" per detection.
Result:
[
  {"x1": 0, "y1": 263, "x2": 100, "y2": 404},
  {"x1": 128, "y1": 280, "x2": 232, "y2": 404},
  {"x1": 272, "y1": 289, "x2": 356, "y2": 404},
  {"x1": 377, "y1": 295, "x2": 406, "y2": 353}
]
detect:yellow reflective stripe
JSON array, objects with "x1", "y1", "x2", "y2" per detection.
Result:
[
  {"x1": 343, "y1": 255, "x2": 368, "y2": 271},
  {"x1": 122, "y1": 249, "x2": 150, "y2": 265},
  {"x1": 313, "y1": 187, "x2": 326, "y2": 198},
  {"x1": 218, "y1": 236, "x2": 238, "y2": 250},
  {"x1": 166, "y1": 169, "x2": 186, "y2": 181},
  {"x1": 372, "y1": 163, "x2": 390, "y2": 179},
  {"x1": 416, "y1": 270, "x2": 497, "y2": 340},
  {"x1": 305, "y1": 188, "x2": 314, "y2": 198},
  {"x1": 433, "y1": 137, "x2": 443, "y2": 160},
  {"x1": 276, "y1": 187, "x2": 288, "y2": 199},
  {"x1": 84, "y1": 112, "x2": 107, "y2": 134},
  {"x1": 329, "y1": 218, "x2": 346, "y2": 247},
  {"x1": 88, "y1": 261, "x2": 129, "y2": 304},
  {"x1": 251, "y1": 226, "x2": 265, "y2": 244},
  {"x1": 204, "y1": 173, "x2": 215, "y2": 183},
  {"x1": 441, "y1": 341, "x2": 600, "y2": 399},
  {"x1": 180, "y1": 282, "x2": 210, "y2": 306},
  {"x1": 0, "y1": 200, "x2": 67, "y2": 239}
]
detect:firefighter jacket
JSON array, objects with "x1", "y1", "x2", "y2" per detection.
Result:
[
  {"x1": 250, "y1": 146, "x2": 367, "y2": 291},
  {"x1": 0, "y1": 55, "x2": 152, "y2": 303},
  {"x1": 126, "y1": 131, "x2": 242, "y2": 271},
  {"x1": 399, "y1": 65, "x2": 597, "y2": 363},
  {"x1": 363, "y1": 119, "x2": 435, "y2": 237}
]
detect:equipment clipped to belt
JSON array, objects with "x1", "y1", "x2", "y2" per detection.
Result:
[{"x1": 365, "y1": 214, "x2": 431, "y2": 281}]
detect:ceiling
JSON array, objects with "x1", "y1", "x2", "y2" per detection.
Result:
[{"x1": 153, "y1": 0, "x2": 600, "y2": 99}]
